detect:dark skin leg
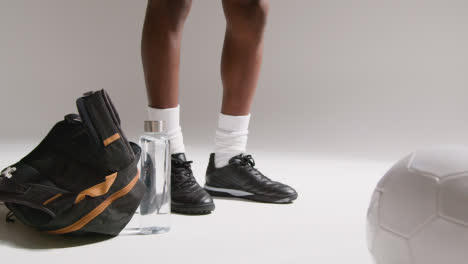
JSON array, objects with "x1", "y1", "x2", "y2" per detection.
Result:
[
  {"x1": 142, "y1": 0, "x2": 192, "y2": 109},
  {"x1": 142, "y1": 0, "x2": 268, "y2": 115},
  {"x1": 221, "y1": 0, "x2": 269, "y2": 116}
]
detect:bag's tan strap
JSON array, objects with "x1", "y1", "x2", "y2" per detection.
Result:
[
  {"x1": 43, "y1": 193, "x2": 63, "y2": 205},
  {"x1": 103, "y1": 133, "x2": 120, "y2": 147},
  {"x1": 74, "y1": 172, "x2": 117, "y2": 204},
  {"x1": 48, "y1": 170, "x2": 139, "y2": 235}
]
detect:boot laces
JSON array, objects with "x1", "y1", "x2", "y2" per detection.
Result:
[
  {"x1": 236, "y1": 154, "x2": 270, "y2": 180},
  {"x1": 172, "y1": 159, "x2": 196, "y2": 187}
]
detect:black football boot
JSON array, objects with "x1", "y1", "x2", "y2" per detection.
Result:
[
  {"x1": 171, "y1": 153, "x2": 215, "y2": 214},
  {"x1": 204, "y1": 153, "x2": 298, "y2": 203}
]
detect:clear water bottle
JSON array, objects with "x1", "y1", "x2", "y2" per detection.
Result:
[{"x1": 123, "y1": 120, "x2": 171, "y2": 235}]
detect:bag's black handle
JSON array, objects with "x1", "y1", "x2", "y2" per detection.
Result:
[
  {"x1": 76, "y1": 89, "x2": 135, "y2": 161},
  {"x1": 0, "y1": 176, "x2": 59, "y2": 218},
  {"x1": 0, "y1": 175, "x2": 28, "y2": 194}
]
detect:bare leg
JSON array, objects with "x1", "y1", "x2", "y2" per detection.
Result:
[
  {"x1": 220, "y1": 0, "x2": 269, "y2": 116},
  {"x1": 142, "y1": 0, "x2": 192, "y2": 108},
  {"x1": 142, "y1": 0, "x2": 216, "y2": 215},
  {"x1": 207, "y1": 1, "x2": 298, "y2": 204}
]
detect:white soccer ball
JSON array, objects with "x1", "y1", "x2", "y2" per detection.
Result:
[{"x1": 367, "y1": 145, "x2": 468, "y2": 264}]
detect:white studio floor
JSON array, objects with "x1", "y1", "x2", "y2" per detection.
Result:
[{"x1": 0, "y1": 141, "x2": 390, "y2": 264}]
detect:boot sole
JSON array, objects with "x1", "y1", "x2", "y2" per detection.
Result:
[
  {"x1": 204, "y1": 185, "x2": 298, "y2": 204},
  {"x1": 171, "y1": 202, "x2": 215, "y2": 215}
]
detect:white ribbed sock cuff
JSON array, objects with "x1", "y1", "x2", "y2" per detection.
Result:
[
  {"x1": 147, "y1": 104, "x2": 185, "y2": 154},
  {"x1": 218, "y1": 112, "x2": 251, "y2": 131},
  {"x1": 214, "y1": 113, "x2": 251, "y2": 168}
]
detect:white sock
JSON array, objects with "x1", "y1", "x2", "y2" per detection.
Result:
[
  {"x1": 147, "y1": 104, "x2": 185, "y2": 154},
  {"x1": 214, "y1": 113, "x2": 251, "y2": 168}
]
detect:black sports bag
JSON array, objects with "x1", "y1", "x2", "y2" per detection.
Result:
[{"x1": 0, "y1": 89, "x2": 144, "y2": 235}]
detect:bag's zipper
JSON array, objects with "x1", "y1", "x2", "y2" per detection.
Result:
[{"x1": 47, "y1": 170, "x2": 140, "y2": 235}]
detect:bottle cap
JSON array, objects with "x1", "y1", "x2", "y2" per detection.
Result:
[{"x1": 144, "y1": 120, "x2": 165, "y2": 133}]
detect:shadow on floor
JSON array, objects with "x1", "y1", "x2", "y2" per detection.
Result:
[{"x1": 0, "y1": 205, "x2": 113, "y2": 250}]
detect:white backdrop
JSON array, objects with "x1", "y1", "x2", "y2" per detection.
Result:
[
  {"x1": 1, "y1": 0, "x2": 468, "y2": 161},
  {"x1": 2, "y1": 1, "x2": 468, "y2": 263}
]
